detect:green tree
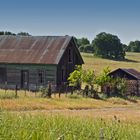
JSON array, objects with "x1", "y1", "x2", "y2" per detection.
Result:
[
  {"x1": 83, "y1": 70, "x2": 96, "y2": 86},
  {"x1": 92, "y1": 32, "x2": 125, "y2": 60},
  {"x1": 0, "y1": 31, "x2": 4, "y2": 35},
  {"x1": 17, "y1": 32, "x2": 31, "y2": 36},
  {"x1": 79, "y1": 45, "x2": 85, "y2": 52},
  {"x1": 77, "y1": 37, "x2": 90, "y2": 48},
  {"x1": 96, "y1": 66, "x2": 112, "y2": 87},
  {"x1": 77, "y1": 37, "x2": 94, "y2": 53},
  {"x1": 128, "y1": 40, "x2": 140, "y2": 52},
  {"x1": 68, "y1": 66, "x2": 96, "y2": 88},
  {"x1": 83, "y1": 44, "x2": 94, "y2": 53},
  {"x1": 68, "y1": 65, "x2": 83, "y2": 88},
  {"x1": 122, "y1": 43, "x2": 128, "y2": 52},
  {"x1": 4, "y1": 31, "x2": 16, "y2": 35},
  {"x1": 0, "y1": 31, "x2": 16, "y2": 35}
]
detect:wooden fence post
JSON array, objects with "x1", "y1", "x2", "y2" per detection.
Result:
[
  {"x1": 59, "y1": 91, "x2": 61, "y2": 98},
  {"x1": 35, "y1": 83, "x2": 37, "y2": 97},
  {"x1": 15, "y1": 84, "x2": 18, "y2": 98},
  {"x1": 5, "y1": 81, "x2": 7, "y2": 94},
  {"x1": 24, "y1": 82, "x2": 27, "y2": 96},
  {"x1": 58, "y1": 85, "x2": 61, "y2": 98},
  {"x1": 65, "y1": 83, "x2": 67, "y2": 97}
]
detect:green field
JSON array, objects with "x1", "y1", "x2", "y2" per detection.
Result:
[
  {"x1": 0, "y1": 52, "x2": 140, "y2": 140},
  {"x1": 1, "y1": 113, "x2": 140, "y2": 140}
]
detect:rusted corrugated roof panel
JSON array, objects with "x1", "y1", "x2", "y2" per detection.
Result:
[
  {"x1": 122, "y1": 68, "x2": 140, "y2": 80},
  {"x1": 0, "y1": 35, "x2": 72, "y2": 64},
  {"x1": 109, "y1": 68, "x2": 140, "y2": 80}
]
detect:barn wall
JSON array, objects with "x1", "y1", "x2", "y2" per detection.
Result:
[
  {"x1": 108, "y1": 69, "x2": 140, "y2": 96},
  {"x1": 125, "y1": 80, "x2": 138, "y2": 96},
  {"x1": 102, "y1": 80, "x2": 139, "y2": 96},
  {"x1": 56, "y1": 40, "x2": 82, "y2": 86},
  {"x1": 0, "y1": 64, "x2": 57, "y2": 91}
]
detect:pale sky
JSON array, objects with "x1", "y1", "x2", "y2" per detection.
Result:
[{"x1": 0, "y1": 0, "x2": 140, "y2": 44}]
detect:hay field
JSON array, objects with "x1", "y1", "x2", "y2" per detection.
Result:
[{"x1": 82, "y1": 52, "x2": 140, "y2": 74}]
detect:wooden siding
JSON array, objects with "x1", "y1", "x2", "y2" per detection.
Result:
[
  {"x1": 125, "y1": 80, "x2": 138, "y2": 96},
  {"x1": 0, "y1": 64, "x2": 57, "y2": 90},
  {"x1": 56, "y1": 40, "x2": 82, "y2": 86},
  {"x1": 107, "y1": 68, "x2": 140, "y2": 96}
]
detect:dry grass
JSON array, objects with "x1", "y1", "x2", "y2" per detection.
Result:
[
  {"x1": 19, "y1": 106, "x2": 140, "y2": 123},
  {"x1": 0, "y1": 52, "x2": 140, "y2": 122},
  {"x1": 82, "y1": 52, "x2": 140, "y2": 74},
  {"x1": 7, "y1": 96, "x2": 140, "y2": 122},
  {"x1": 0, "y1": 91, "x2": 132, "y2": 111},
  {"x1": 0, "y1": 89, "x2": 139, "y2": 111}
]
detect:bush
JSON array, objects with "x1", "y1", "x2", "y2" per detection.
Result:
[{"x1": 40, "y1": 87, "x2": 48, "y2": 97}]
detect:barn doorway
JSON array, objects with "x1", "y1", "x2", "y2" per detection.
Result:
[
  {"x1": 21, "y1": 70, "x2": 29, "y2": 89},
  {"x1": 0, "y1": 68, "x2": 6, "y2": 83}
]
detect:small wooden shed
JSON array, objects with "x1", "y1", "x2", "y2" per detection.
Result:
[
  {"x1": 107, "y1": 68, "x2": 140, "y2": 96},
  {"x1": 0, "y1": 35, "x2": 84, "y2": 90}
]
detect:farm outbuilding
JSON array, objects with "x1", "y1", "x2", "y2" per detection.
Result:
[
  {"x1": 105, "y1": 68, "x2": 140, "y2": 96},
  {"x1": 0, "y1": 35, "x2": 84, "y2": 91}
]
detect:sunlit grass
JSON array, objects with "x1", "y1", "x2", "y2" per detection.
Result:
[
  {"x1": 0, "y1": 88, "x2": 137, "y2": 111},
  {"x1": 0, "y1": 112, "x2": 140, "y2": 140},
  {"x1": 82, "y1": 52, "x2": 140, "y2": 74}
]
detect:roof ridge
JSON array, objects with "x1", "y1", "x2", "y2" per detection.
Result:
[{"x1": 0, "y1": 35, "x2": 72, "y2": 37}]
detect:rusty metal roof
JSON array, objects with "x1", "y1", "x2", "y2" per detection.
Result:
[
  {"x1": 0, "y1": 35, "x2": 73, "y2": 64},
  {"x1": 109, "y1": 68, "x2": 140, "y2": 80},
  {"x1": 121, "y1": 68, "x2": 140, "y2": 80}
]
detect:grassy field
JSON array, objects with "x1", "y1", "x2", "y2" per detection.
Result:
[
  {"x1": 1, "y1": 113, "x2": 140, "y2": 140},
  {"x1": 0, "y1": 89, "x2": 136, "y2": 111},
  {"x1": 1, "y1": 91, "x2": 140, "y2": 139},
  {"x1": 82, "y1": 52, "x2": 140, "y2": 74},
  {"x1": 0, "y1": 52, "x2": 140, "y2": 139}
]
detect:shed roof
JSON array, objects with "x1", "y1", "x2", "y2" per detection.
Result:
[
  {"x1": 109, "y1": 68, "x2": 140, "y2": 80},
  {"x1": 0, "y1": 35, "x2": 80, "y2": 65}
]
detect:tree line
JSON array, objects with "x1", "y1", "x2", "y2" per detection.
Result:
[
  {"x1": 1, "y1": 31, "x2": 140, "y2": 60},
  {"x1": 75, "y1": 32, "x2": 140, "y2": 60},
  {"x1": 0, "y1": 31, "x2": 31, "y2": 36}
]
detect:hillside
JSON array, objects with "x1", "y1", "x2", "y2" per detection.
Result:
[{"x1": 82, "y1": 52, "x2": 140, "y2": 74}]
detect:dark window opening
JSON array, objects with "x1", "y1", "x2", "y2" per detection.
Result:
[
  {"x1": 0, "y1": 68, "x2": 7, "y2": 83},
  {"x1": 68, "y1": 49, "x2": 72, "y2": 62},
  {"x1": 21, "y1": 70, "x2": 29, "y2": 89},
  {"x1": 38, "y1": 70, "x2": 44, "y2": 84}
]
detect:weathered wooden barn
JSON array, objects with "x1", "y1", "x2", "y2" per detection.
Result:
[
  {"x1": 0, "y1": 35, "x2": 84, "y2": 90},
  {"x1": 107, "y1": 68, "x2": 140, "y2": 96}
]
